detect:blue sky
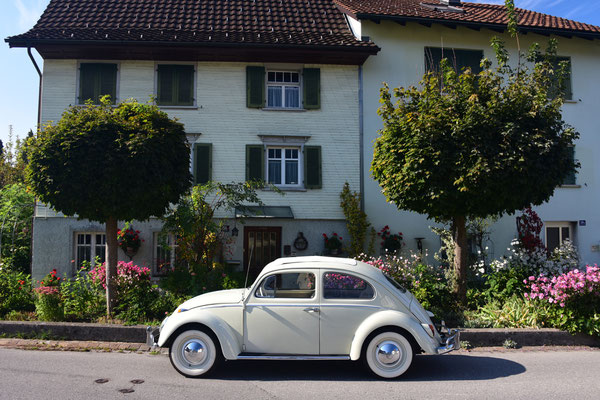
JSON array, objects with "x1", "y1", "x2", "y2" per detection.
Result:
[{"x1": 1, "y1": 0, "x2": 600, "y2": 147}]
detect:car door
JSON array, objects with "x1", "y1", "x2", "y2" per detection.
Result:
[
  {"x1": 319, "y1": 270, "x2": 380, "y2": 355},
  {"x1": 244, "y1": 269, "x2": 319, "y2": 355}
]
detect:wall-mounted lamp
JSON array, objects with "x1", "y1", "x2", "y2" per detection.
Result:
[
  {"x1": 415, "y1": 237, "x2": 425, "y2": 253},
  {"x1": 231, "y1": 227, "x2": 239, "y2": 237}
]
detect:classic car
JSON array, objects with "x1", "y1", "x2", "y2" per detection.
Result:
[{"x1": 147, "y1": 256, "x2": 459, "y2": 379}]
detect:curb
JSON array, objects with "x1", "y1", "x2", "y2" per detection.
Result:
[
  {"x1": 1, "y1": 321, "x2": 598, "y2": 348},
  {"x1": 460, "y1": 328, "x2": 600, "y2": 347},
  {"x1": 0, "y1": 321, "x2": 147, "y2": 343}
]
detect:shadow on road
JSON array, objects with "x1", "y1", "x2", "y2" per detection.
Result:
[{"x1": 213, "y1": 354, "x2": 526, "y2": 382}]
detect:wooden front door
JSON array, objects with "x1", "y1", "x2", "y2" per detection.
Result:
[{"x1": 244, "y1": 226, "x2": 281, "y2": 279}]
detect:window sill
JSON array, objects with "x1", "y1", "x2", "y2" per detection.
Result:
[
  {"x1": 558, "y1": 184, "x2": 581, "y2": 188},
  {"x1": 262, "y1": 187, "x2": 307, "y2": 192},
  {"x1": 158, "y1": 105, "x2": 199, "y2": 110},
  {"x1": 563, "y1": 100, "x2": 578, "y2": 104},
  {"x1": 262, "y1": 107, "x2": 307, "y2": 112}
]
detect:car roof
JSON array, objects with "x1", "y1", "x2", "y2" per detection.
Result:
[{"x1": 259, "y1": 256, "x2": 385, "y2": 282}]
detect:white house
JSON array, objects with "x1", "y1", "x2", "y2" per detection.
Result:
[
  {"x1": 6, "y1": 0, "x2": 378, "y2": 280},
  {"x1": 336, "y1": 0, "x2": 600, "y2": 264}
]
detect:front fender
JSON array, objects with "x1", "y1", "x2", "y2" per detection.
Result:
[
  {"x1": 157, "y1": 308, "x2": 241, "y2": 360},
  {"x1": 350, "y1": 310, "x2": 438, "y2": 360}
]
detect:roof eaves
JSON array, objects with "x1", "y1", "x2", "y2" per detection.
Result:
[{"x1": 353, "y1": 13, "x2": 600, "y2": 40}]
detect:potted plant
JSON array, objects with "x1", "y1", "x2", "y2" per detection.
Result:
[
  {"x1": 117, "y1": 222, "x2": 142, "y2": 259},
  {"x1": 378, "y1": 225, "x2": 403, "y2": 254},
  {"x1": 323, "y1": 232, "x2": 343, "y2": 255}
]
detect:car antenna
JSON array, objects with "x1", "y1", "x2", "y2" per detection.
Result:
[{"x1": 242, "y1": 243, "x2": 255, "y2": 300}]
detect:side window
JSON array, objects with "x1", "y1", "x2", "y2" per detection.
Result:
[
  {"x1": 537, "y1": 55, "x2": 572, "y2": 100},
  {"x1": 255, "y1": 272, "x2": 315, "y2": 299},
  {"x1": 323, "y1": 272, "x2": 374, "y2": 299},
  {"x1": 424, "y1": 47, "x2": 484, "y2": 75},
  {"x1": 79, "y1": 63, "x2": 118, "y2": 104}
]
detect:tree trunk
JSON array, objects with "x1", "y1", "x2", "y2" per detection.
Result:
[
  {"x1": 105, "y1": 216, "x2": 119, "y2": 316},
  {"x1": 452, "y1": 215, "x2": 468, "y2": 306}
]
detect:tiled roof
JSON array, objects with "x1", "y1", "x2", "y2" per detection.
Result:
[
  {"x1": 6, "y1": 0, "x2": 376, "y2": 50},
  {"x1": 335, "y1": 0, "x2": 600, "y2": 37}
]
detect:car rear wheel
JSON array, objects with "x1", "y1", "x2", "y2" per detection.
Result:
[
  {"x1": 169, "y1": 329, "x2": 222, "y2": 377},
  {"x1": 364, "y1": 331, "x2": 413, "y2": 379}
]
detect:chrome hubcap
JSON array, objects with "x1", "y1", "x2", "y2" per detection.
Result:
[
  {"x1": 182, "y1": 339, "x2": 207, "y2": 365},
  {"x1": 376, "y1": 341, "x2": 401, "y2": 366}
]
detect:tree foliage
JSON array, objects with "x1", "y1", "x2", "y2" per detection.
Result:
[
  {"x1": 339, "y1": 182, "x2": 370, "y2": 257},
  {"x1": 372, "y1": 39, "x2": 578, "y2": 303},
  {"x1": 0, "y1": 183, "x2": 34, "y2": 273},
  {"x1": 26, "y1": 98, "x2": 191, "y2": 222}
]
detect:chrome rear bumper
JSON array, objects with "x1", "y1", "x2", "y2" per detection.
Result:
[
  {"x1": 437, "y1": 328, "x2": 460, "y2": 354},
  {"x1": 146, "y1": 326, "x2": 159, "y2": 349}
]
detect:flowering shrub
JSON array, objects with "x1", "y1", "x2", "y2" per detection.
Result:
[
  {"x1": 516, "y1": 207, "x2": 545, "y2": 253},
  {"x1": 378, "y1": 225, "x2": 403, "y2": 253},
  {"x1": 0, "y1": 269, "x2": 34, "y2": 317},
  {"x1": 117, "y1": 222, "x2": 142, "y2": 252},
  {"x1": 61, "y1": 263, "x2": 105, "y2": 322},
  {"x1": 525, "y1": 265, "x2": 600, "y2": 336},
  {"x1": 323, "y1": 233, "x2": 343, "y2": 251},
  {"x1": 34, "y1": 269, "x2": 64, "y2": 321}
]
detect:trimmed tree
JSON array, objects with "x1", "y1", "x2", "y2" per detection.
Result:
[
  {"x1": 371, "y1": 39, "x2": 578, "y2": 304},
  {"x1": 26, "y1": 97, "x2": 191, "y2": 315}
]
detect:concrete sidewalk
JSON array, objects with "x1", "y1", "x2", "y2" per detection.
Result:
[{"x1": 0, "y1": 338, "x2": 168, "y2": 354}]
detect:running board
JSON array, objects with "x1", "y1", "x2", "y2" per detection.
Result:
[{"x1": 236, "y1": 354, "x2": 350, "y2": 361}]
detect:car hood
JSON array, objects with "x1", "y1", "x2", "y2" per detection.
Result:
[{"x1": 179, "y1": 288, "x2": 246, "y2": 310}]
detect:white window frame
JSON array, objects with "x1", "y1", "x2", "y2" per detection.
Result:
[
  {"x1": 75, "y1": 61, "x2": 120, "y2": 105},
  {"x1": 153, "y1": 62, "x2": 198, "y2": 108},
  {"x1": 265, "y1": 70, "x2": 302, "y2": 109},
  {"x1": 153, "y1": 232, "x2": 177, "y2": 276},
  {"x1": 74, "y1": 232, "x2": 106, "y2": 267},
  {"x1": 544, "y1": 221, "x2": 573, "y2": 252},
  {"x1": 266, "y1": 146, "x2": 303, "y2": 189}
]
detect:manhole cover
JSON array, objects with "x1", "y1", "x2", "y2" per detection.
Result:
[
  {"x1": 118, "y1": 388, "x2": 135, "y2": 394},
  {"x1": 94, "y1": 379, "x2": 109, "y2": 384},
  {"x1": 130, "y1": 379, "x2": 144, "y2": 385}
]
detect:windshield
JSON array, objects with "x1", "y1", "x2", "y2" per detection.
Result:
[{"x1": 384, "y1": 274, "x2": 407, "y2": 293}]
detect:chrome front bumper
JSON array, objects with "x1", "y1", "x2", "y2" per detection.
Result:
[{"x1": 436, "y1": 328, "x2": 460, "y2": 354}]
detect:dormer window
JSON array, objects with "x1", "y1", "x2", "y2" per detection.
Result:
[{"x1": 267, "y1": 71, "x2": 301, "y2": 109}]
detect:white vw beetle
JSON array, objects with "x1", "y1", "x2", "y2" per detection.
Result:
[{"x1": 148, "y1": 256, "x2": 459, "y2": 379}]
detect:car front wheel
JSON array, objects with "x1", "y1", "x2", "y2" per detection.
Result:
[
  {"x1": 364, "y1": 331, "x2": 413, "y2": 379},
  {"x1": 169, "y1": 329, "x2": 222, "y2": 377}
]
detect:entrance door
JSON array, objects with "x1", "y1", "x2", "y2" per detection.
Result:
[{"x1": 244, "y1": 226, "x2": 281, "y2": 279}]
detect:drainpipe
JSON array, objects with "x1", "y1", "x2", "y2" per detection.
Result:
[
  {"x1": 27, "y1": 46, "x2": 42, "y2": 276},
  {"x1": 27, "y1": 47, "x2": 42, "y2": 128},
  {"x1": 358, "y1": 65, "x2": 365, "y2": 212}
]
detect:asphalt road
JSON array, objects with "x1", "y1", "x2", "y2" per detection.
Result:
[{"x1": 1, "y1": 348, "x2": 599, "y2": 400}]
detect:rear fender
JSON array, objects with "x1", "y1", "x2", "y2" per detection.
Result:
[
  {"x1": 158, "y1": 308, "x2": 241, "y2": 360},
  {"x1": 350, "y1": 310, "x2": 438, "y2": 360}
]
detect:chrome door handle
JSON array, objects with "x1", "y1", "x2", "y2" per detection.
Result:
[{"x1": 303, "y1": 307, "x2": 320, "y2": 313}]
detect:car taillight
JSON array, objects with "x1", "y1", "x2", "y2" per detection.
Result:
[{"x1": 421, "y1": 323, "x2": 435, "y2": 338}]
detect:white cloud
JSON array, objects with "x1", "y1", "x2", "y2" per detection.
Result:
[{"x1": 14, "y1": 0, "x2": 47, "y2": 31}]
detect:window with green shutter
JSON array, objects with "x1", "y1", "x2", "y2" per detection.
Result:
[
  {"x1": 562, "y1": 147, "x2": 576, "y2": 185},
  {"x1": 193, "y1": 143, "x2": 212, "y2": 185},
  {"x1": 303, "y1": 68, "x2": 320, "y2": 109},
  {"x1": 246, "y1": 145, "x2": 264, "y2": 181},
  {"x1": 247, "y1": 66, "x2": 265, "y2": 108},
  {"x1": 424, "y1": 47, "x2": 484, "y2": 75},
  {"x1": 536, "y1": 55, "x2": 573, "y2": 101},
  {"x1": 157, "y1": 65, "x2": 195, "y2": 106},
  {"x1": 79, "y1": 63, "x2": 117, "y2": 104},
  {"x1": 304, "y1": 146, "x2": 322, "y2": 189}
]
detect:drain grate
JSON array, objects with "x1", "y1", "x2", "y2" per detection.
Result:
[
  {"x1": 118, "y1": 388, "x2": 135, "y2": 394},
  {"x1": 94, "y1": 379, "x2": 109, "y2": 384},
  {"x1": 130, "y1": 379, "x2": 145, "y2": 384}
]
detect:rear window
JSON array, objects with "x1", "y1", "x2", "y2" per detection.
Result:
[
  {"x1": 385, "y1": 274, "x2": 407, "y2": 293},
  {"x1": 323, "y1": 272, "x2": 375, "y2": 299}
]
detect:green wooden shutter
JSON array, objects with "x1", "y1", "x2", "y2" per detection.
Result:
[
  {"x1": 302, "y1": 68, "x2": 320, "y2": 109},
  {"x1": 246, "y1": 66, "x2": 265, "y2": 108},
  {"x1": 157, "y1": 65, "x2": 174, "y2": 105},
  {"x1": 246, "y1": 145, "x2": 264, "y2": 181},
  {"x1": 176, "y1": 65, "x2": 195, "y2": 106},
  {"x1": 79, "y1": 63, "x2": 99, "y2": 104},
  {"x1": 194, "y1": 143, "x2": 212, "y2": 185},
  {"x1": 304, "y1": 146, "x2": 322, "y2": 189},
  {"x1": 563, "y1": 147, "x2": 576, "y2": 185},
  {"x1": 99, "y1": 64, "x2": 117, "y2": 103}
]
